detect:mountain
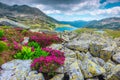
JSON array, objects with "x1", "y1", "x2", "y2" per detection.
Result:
[
  {"x1": 60, "y1": 20, "x2": 89, "y2": 28},
  {"x1": 85, "y1": 17, "x2": 120, "y2": 29},
  {"x1": 0, "y1": 2, "x2": 58, "y2": 29}
]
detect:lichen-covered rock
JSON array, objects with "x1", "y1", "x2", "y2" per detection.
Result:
[
  {"x1": 103, "y1": 61, "x2": 116, "y2": 77},
  {"x1": 26, "y1": 71, "x2": 45, "y2": 80},
  {"x1": 107, "y1": 65, "x2": 120, "y2": 80},
  {"x1": 112, "y1": 52, "x2": 120, "y2": 64},
  {"x1": 49, "y1": 44, "x2": 63, "y2": 50},
  {"x1": 79, "y1": 58, "x2": 106, "y2": 78},
  {"x1": 66, "y1": 40, "x2": 90, "y2": 52},
  {"x1": 61, "y1": 47, "x2": 77, "y2": 58},
  {"x1": 86, "y1": 78, "x2": 99, "y2": 80},
  {"x1": 90, "y1": 42, "x2": 104, "y2": 57},
  {"x1": 1, "y1": 59, "x2": 32, "y2": 70},
  {"x1": 100, "y1": 46, "x2": 115, "y2": 61},
  {"x1": 76, "y1": 51, "x2": 85, "y2": 60},
  {"x1": 58, "y1": 58, "x2": 76, "y2": 73},
  {"x1": 50, "y1": 74, "x2": 64, "y2": 80},
  {"x1": 68, "y1": 61, "x2": 84, "y2": 80},
  {"x1": 0, "y1": 60, "x2": 45, "y2": 80}
]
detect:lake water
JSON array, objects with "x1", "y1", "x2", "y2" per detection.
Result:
[{"x1": 55, "y1": 26, "x2": 77, "y2": 32}]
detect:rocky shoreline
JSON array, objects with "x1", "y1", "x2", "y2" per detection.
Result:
[{"x1": 0, "y1": 32, "x2": 120, "y2": 80}]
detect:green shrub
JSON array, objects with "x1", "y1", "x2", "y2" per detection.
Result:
[
  {"x1": 34, "y1": 47, "x2": 49, "y2": 57},
  {"x1": 14, "y1": 46, "x2": 34, "y2": 59},
  {"x1": 14, "y1": 46, "x2": 49, "y2": 60},
  {"x1": 28, "y1": 41, "x2": 40, "y2": 48},
  {"x1": 0, "y1": 30, "x2": 4, "y2": 38},
  {"x1": 0, "y1": 41, "x2": 8, "y2": 53}
]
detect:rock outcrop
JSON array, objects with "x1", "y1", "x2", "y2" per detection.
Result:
[{"x1": 0, "y1": 32, "x2": 120, "y2": 80}]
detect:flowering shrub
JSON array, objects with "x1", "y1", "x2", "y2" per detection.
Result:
[
  {"x1": 0, "y1": 50, "x2": 16, "y2": 65},
  {"x1": 13, "y1": 41, "x2": 22, "y2": 50},
  {"x1": 29, "y1": 32, "x2": 63, "y2": 47},
  {"x1": 31, "y1": 48, "x2": 65, "y2": 75}
]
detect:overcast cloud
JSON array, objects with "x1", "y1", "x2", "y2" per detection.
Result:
[{"x1": 0, "y1": 0, "x2": 120, "y2": 21}]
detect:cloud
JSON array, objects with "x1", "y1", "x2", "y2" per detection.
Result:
[{"x1": 0, "y1": 0, "x2": 120, "y2": 21}]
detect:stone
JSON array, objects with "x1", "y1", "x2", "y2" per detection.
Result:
[
  {"x1": 21, "y1": 37, "x2": 29, "y2": 45},
  {"x1": 112, "y1": 52, "x2": 120, "y2": 64},
  {"x1": 66, "y1": 40, "x2": 90, "y2": 52},
  {"x1": 1, "y1": 59, "x2": 32, "y2": 70},
  {"x1": 61, "y1": 47, "x2": 77, "y2": 58},
  {"x1": 50, "y1": 74, "x2": 64, "y2": 80},
  {"x1": 79, "y1": 58, "x2": 106, "y2": 78},
  {"x1": 49, "y1": 44, "x2": 63, "y2": 50},
  {"x1": 0, "y1": 60, "x2": 45, "y2": 80},
  {"x1": 100, "y1": 46, "x2": 115, "y2": 61},
  {"x1": 76, "y1": 51, "x2": 85, "y2": 60},
  {"x1": 68, "y1": 61, "x2": 84, "y2": 80},
  {"x1": 62, "y1": 58, "x2": 77, "y2": 73},
  {"x1": 90, "y1": 42, "x2": 104, "y2": 57},
  {"x1": 26, "y1": 71, "x2": 45, "y2": 80},
  {"x1": 107, "y1": 65, "x2": 120, "y2": 80}
]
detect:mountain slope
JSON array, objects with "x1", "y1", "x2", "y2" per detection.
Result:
[
  {"x1": 0, "y1": 2, "x2": 58, "y2": 29},
  {"x1": 60, "y1": 20, "x2": 89, "y2": 28},
  {"x1": 85, "y1": 17, "x2": 120, "y2": 29}
]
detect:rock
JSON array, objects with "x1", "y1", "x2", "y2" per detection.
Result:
[
  {"x1": 103, "y1": 61, "x2": 116, "y2": 77},
  {"x1": 76, "y1": 51, "x2": 85, "y2": 60},
  {"x1": 1, "y1": 59, "x2": 32, "y2": 70},
  {"x1": 79, "y1": 58, "x2": 106, "y2": 78},
  {"x1": 90, "y1": 42, "x2": 105, "y2": 57},
  {"x1": 114, "y1": 38, "x2": 120, "y2": 47},
  {"x1": 112, "y1": 52, "x2": 120, "y2": 64},
  {"x1": 93, "y1": 57, "x2": 105, "y2": 67},
  {"x1": 26, "y1": 71, "x2": 45, "y2": 80},
  {"x1": 49, "y1": 44, "x2": 63, "y2": 50},
  {"x1": 21, "y1": 37, "x2": 29, "y2": 45},
  {"x1": 100, "y1": 46, "x2": 115, "y2": 61},
  {"x1": 66, "y1": 40, "x2": 90, "y2": 52},
  {"x1": 55, "y1": 66, "x2": 64, "y2": 73},
  {"x1": 61, "y1": 58, "x2": 77, "y2": 73},
  {"x1": 0, "y1": 70, "x2": 15, "y2": 80},
  {"x1": 61, "y1": 47, "x2": 77, "y2": 58},
  {"x1": 0, "y1": 60, "x2": 45, "y2": 80},
  {"x1": 50, "y1": 74, "x2": 64, "y2": 80},
  {"x1": 68, "y1": 61, "x2": 84, "y2": 80},
  {"x1": 86, "y1": 78, "x2": 99, "y2": 80},
  {"x1": 107, "y1": 65, "x2": 120, "y2": 80}
]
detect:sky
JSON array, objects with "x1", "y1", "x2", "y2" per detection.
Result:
[{"x1": 0, "y1": 0, "x2": 120, "y2": 21}]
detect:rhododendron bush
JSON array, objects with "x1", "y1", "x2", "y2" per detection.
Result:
[
  {"x1": 0, "y1": 27, "x2": 64, "y2": 67},
  {"x1": 30, "y1": 32, "x2": 63, "y2": 47},
  {"x1": 31, "y1": 48, "x2": 65, "y2": 74}
]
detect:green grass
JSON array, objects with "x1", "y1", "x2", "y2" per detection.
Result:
[
  {"x1": 74, "y1": 28, "x2": 97, "y2": 34},
  {"x1": 104, "y1": 29, "x2": 120, "y2": 38}
]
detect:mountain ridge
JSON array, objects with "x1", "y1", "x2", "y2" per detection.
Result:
[
  {"x1": 0, "y1": 2, "x2": 58, "y2": 29},
  {"x1": 60, "y1": 17, "x2": 120, "y2": 29}
]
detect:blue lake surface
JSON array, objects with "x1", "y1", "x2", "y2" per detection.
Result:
[{"x1": 55, "y1": 26, "x2": 77, "y2": 32}]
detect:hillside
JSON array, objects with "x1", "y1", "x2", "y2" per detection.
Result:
[
  {"x1": 60, "y1": 20, "x2": 89, "y2": 28},
  {"x1": 85, "y1": 17, "x2": 120, "y2": 29},
  {"x1": 0, "y1": 2, "x2": 58, "y2": 29}
]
